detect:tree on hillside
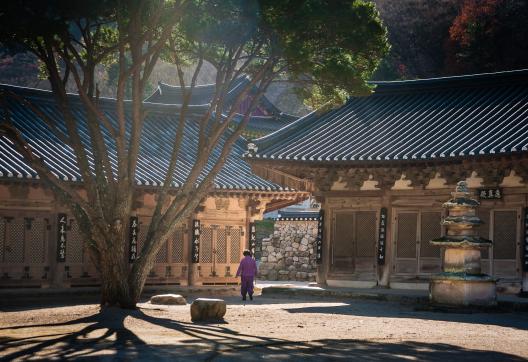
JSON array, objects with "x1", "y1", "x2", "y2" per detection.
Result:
[
  {"x1": 0, "y1": 0, "x2": 388, "y2": 308},
  {"x1": 371, "y1": 0, "x2": 461, "y2": 80},
  {"x1": 445, "y1": 0, "x2": 528, "y2": 74}
]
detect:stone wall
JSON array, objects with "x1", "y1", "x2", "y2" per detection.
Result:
[{"x1": 258, "y1": 220, "x2": 317, "y2": 281}]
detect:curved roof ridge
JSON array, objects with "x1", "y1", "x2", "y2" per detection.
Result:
[
  {"x1": 0, "y1": 83, "x2": 210, "y2": 114},
  {"x1": 369, "y1": 69, "x2": 528, "y2": 94}
]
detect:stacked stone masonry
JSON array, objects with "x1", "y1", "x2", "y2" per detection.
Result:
[{"x1": 258, "y1": 221, "x2": 317, "y2": 281}]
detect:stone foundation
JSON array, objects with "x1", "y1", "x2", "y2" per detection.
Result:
[
  {"x1": 258, "y1": 221, "x2": 317, "y2": 282},
  {"x1": 430, "y1": 277, "x2": 497, "y2": 306}
]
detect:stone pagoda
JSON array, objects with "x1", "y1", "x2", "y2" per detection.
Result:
[{"x1": 430, "y1": 181, "x2": 496, "y2": 306}]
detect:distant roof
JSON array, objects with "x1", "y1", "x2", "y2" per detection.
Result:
[
  {"x1": 249, "y1": 69, "x2": 528, "y2": 163},
  {"x1": 145, "y1": 76, "x2": 252, "y2": 106},
  {"x1": 145, "y1": 76, "x2": 298, "y2": 137},
  {"x1": 0, "y1": 84, "x2": 295, "y2": 192}
]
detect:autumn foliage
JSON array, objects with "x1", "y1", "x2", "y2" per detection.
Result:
[{"x1": 445, "y1": 0, "x2": 528, "y2": 74}]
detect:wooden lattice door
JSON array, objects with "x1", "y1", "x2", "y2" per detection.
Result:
[
  {"x1": 394, "y1": 210, "x2": 442, "y2": 276},
  {"x1": 199, "y1": 224, "x2": 243, "y2": 280},
  {"x1": 331, "y1": 210, "x2": 377, "y2": 274},
  {"x1": 492, "y1": 209, "x2": 520, "y2": 278},
  {"x1": 0, "y1": 213, "x2": 50, "y2": 281},
  {"x1": 137, "y1": 218, "x2": 188, "y2": 282}
]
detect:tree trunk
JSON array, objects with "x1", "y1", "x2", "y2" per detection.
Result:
[{"x1": 98, "y1": 233, "x2": 138, "y2": 309}]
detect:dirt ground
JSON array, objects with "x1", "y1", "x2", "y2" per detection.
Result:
[{"x1": 1, "y1": 293, "x2": 528, "y2": 361}]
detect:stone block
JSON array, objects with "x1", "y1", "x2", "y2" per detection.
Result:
[
  {"x1": 190, "y1": 298, "x2": 226, "y2": 321},
  {"x1": 267, "y1": 269, "x2": 278, "y2": 280},
  {"x1": 430, "y1": 279, "x2": 496, "y2": 307},
  {"x1": 150, "y1": 294, "x2": 187, "y2": 305},
  {"x1": 278, "y1": 273, "x2": 289, "y2": 281}
]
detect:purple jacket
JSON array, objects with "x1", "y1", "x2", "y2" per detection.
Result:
[{"x1": 236, "y1": 256, "x2": 257, "y2": 277}]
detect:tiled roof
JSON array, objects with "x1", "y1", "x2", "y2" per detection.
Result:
[
  {"x1": 249, "y1": 70, "x2": 528, "y2": 163},
  {"x1": 145, "y1": 76, "x2": 298, "y2": 136},
  {"x1": 0, "y1": 84, "x2": 291, "y2": 191},
  {"x1": 145, "y1": 76, "x2": 251, "y2": 105}
]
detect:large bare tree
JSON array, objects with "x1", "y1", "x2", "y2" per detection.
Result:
[{"x1": 0, "y1": 0, "x2": 388, "y2": 308}]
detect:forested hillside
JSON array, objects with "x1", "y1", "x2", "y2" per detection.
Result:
[
  {"x1": 372, "y1": 0, "x2": 528, "y2": 80},
  {"x1": 1, "y1": 0, "x2": 527, "y2": 112}
]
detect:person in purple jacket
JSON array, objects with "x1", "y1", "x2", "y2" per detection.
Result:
[{"x1": 236, "y1": 249, "x2": 258, "y2": 301}]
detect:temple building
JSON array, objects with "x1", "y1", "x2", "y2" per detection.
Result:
[
  {"x1": 0, "y1": 84, "x2": 307, "y2": 288},
  {"x1": 145, "y1": 77, "x2": 299, "y2": 138},
  {"x1": 247, "y1": 69, "x2": 528, "y2": 292}
]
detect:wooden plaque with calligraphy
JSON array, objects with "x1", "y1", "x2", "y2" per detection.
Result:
[
  {"x1": 316, "y1": 210, "x2": 324, "y2": 264},
  {"x1": 377, "y1": 208, "x2": 388, "y2": 265},
  {"x1": 57, "y1": 213, "x2": 67, "y2": 262},
  {"x1": 191, "y1": 220, "x2": 200, "y2": 263},
  {"x1": 129, "y1": 216, "x2": 139, "y2": 263}
]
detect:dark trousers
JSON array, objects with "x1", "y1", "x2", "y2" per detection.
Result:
[{"x1": 240, "y1": 275, "x2": 254, "y2": 297}]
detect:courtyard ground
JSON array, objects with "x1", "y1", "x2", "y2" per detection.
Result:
[{"x1": 1, "y1": 290, "x2": 528, "y2": 361}]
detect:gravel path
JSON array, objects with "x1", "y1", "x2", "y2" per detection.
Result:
[{"x1": 1, "y1": 295, "x2": 527, "y2": 361}]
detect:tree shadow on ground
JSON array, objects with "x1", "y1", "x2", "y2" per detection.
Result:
[
  {"x1": 1, "y1": 312, "x2": 525, "y2": 362},
  {"x1": 0, "y1": 307, "x2": 291, "y2": 361},
  {"x1": 283, "y1": 300, "x2": 528, "y2": 331}
]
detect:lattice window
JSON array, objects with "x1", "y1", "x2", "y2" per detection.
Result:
[
  {"x1": 155, "y1": 240, "x2": 168, "y2": 263},
  {"x1": 493, "y1": 210, "x2": 517, "y2": 260},
  {"x1": 230, "y1": 227, "x2": 241, "y2": 263},
  {"x1": 171, "y1": 228, "x2": 184, "y2": 263},
  {"x1": 5, "y1": 218, "x2": 25, "y2": 263},
  {"x1": 137, "y1": 222, "x2": 149, "y2": 258},
  {"x1": 397, "y1": 213, "x2": 418, "y2": 258},
  {"x1": 200, "y1": 226, "x2": 213, "y2": 263},
  {"x1": 26, "y1": 218, "x2": 46, "y2": 264},
  {"x1": 216, "y1": 228, "x2": 227, "y2": 263},
  {"x1": 478, "y1": 209, "x2": 491, "y2": 259},
  {"x1": 68, "y1": 220, "x2": 84, "y2": 263},
  {"x1": 356, "y1": 211, "x2": 376, "y2": 257},
  {"x1": 420, "y1": 212, "x2": 441, "y2": 258},
  {"x1": 0, "y1": 218, "x2": 5, "y2": 262}
]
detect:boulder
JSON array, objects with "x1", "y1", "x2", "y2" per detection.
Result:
[
  {"x1": 150, "y1": 294, "x2": 187, "y2": 305},
  {"x1": 190, "y1": 298, "x2": 226, "y2": 321}
]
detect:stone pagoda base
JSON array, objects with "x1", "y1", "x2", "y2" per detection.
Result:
[{"x1": 430, "y1": 275, "x2": 497, "y2": 307}]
